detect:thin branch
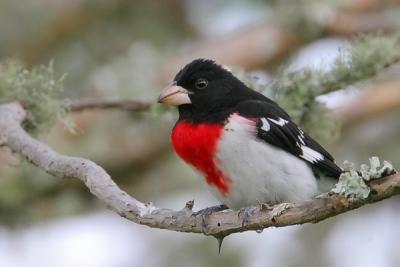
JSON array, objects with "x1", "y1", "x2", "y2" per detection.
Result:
[
  {"x1": 0, "y1": 102, "x2": 399, "y2": 238},
  {"x1": 66, "y1": 98, "x2": 151, "y2": 112}
]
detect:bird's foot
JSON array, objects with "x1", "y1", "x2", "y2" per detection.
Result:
[{"x1": 195, "y1": 204, "x2": 228, "y2": 234}]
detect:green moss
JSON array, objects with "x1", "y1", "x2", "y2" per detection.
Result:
[
  {"x1": 300, "y1": 101, "x2": 340, "y2": 141},
  {"x1": 318, "y1": 34, "x2": 400, "y2": 95},
  {"x1": 273, "y1": 33, "x2": 400, "y2": 103},
  {"x1": 360, "y1": 157, "x2": 396, "y2": 181},
  {"x1": 331, "y1": 161, "x2": 370, "y2": 199},
  {"x1": 332, "y1": 157, "x2": 397, "y2": 200},
  {"x1": 263, "y1": 34, "x2": 400, "y2": 140},
  {"x1": 0, "y1": 61, "x2": 67, "y2": 133}
]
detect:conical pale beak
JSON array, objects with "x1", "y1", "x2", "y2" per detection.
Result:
[{"x1": 157, "y1": 84, "x2": 192, "y2": 106}]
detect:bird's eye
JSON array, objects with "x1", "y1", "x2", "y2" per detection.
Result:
[{"x1": 195, "y1": 78, "x2": 208, "y2": 90}]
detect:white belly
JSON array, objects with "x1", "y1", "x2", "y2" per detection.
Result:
[{"x1": 211, "y1": 114, "x2": 319, "y2": 209}]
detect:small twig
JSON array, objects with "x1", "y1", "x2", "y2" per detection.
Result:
[
  {"x1": 0, "y1": 102, "x2": 399, "y2": 237},
  {"x1": 66, "y1": 98, "x2": 151, "y2": 112}
]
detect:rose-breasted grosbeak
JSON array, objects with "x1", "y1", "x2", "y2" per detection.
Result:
[{"x1": 158, "y1": 59, "x2": 342, "y2": 209}]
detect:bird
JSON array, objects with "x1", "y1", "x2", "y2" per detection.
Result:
[{"x1": 158, "y1": 59, "x2": 342, "y2": 210}]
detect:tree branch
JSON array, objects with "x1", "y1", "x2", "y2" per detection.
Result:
[
  {"x1": 66, "y1": 98, "x2": 151, "y2": 112},
  {"x1": 0, "y1": 102, "x2": 399, "y2": 238}
]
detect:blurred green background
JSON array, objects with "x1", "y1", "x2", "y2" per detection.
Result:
[{"x1": 0, "y1": 0, "x2": 400, "y2": 266}]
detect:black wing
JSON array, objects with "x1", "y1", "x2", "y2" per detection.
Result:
[{"x1": 235, "y1": 100, "x2": 342, "y2": 178}]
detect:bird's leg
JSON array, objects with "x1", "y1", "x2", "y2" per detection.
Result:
[{"x1": 195, "y1": 204, "x2": 229, "y2": 234}]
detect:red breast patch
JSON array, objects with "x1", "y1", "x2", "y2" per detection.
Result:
[{"x1": 171, "y1": 121, "x2": 231, "y2": 194}]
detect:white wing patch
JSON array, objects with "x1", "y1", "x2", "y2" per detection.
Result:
[
  {"x1": 260, "y1": 118, "x2": 270, "y2": 131},
  {"x1": 268, "y1": 117, "x2": 288, "y2": 126},
  {"x1": 297, "y1": 128, "x2": 306, "y2": 145},
  {"x1": 300, "y1": 146, "x2": 324, "y2": 163}
]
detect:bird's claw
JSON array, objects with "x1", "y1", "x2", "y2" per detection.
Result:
[{"x1": 195, "y1": 204, "x2": 228, "y2": 234}]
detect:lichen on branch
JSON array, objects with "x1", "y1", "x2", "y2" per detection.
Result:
[
  {"x1": 254, "y1": 34, "x2": 400, "y2": 140},
  {"x1": 0, "y1": 61, "x2": 67, "y2": 133},
  {"x1": 332, "y1": 157, "x2": 397, "y2": 199}
]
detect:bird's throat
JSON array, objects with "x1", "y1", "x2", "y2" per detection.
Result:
[{"x1": 171, "y1": 120, "x2": 231, "y2": 194}]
